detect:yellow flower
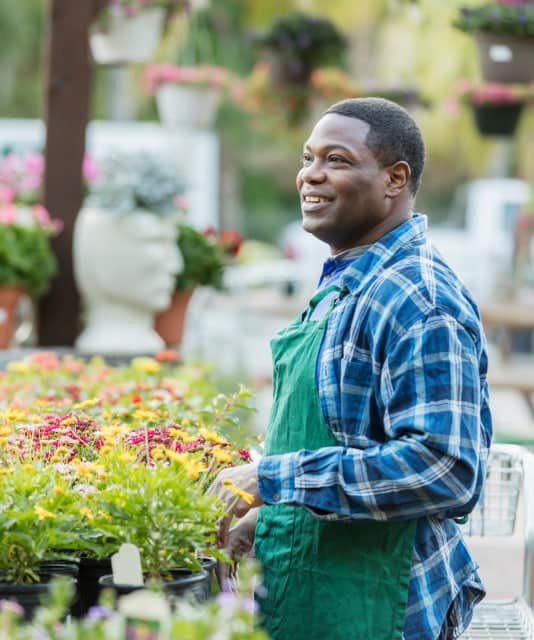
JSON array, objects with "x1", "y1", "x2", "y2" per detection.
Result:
[
  {"x1": 131, "y1": 357, "x2": 161, "y2": 374},
  {"x1": 79, "y1": 507, "x2": 95, "y2": 521},
  {"x1": 73, "y1": 398, "x2": 100, "y2": 410},
  {"x1": 168, "y1": 427, "x2": 187, "y2": 439},
  {"x1": 6, "y1": 361, "x2": 31, "y2": 374},
  {"x1": 184, "y1": 459, "x2": 206, "y2": 481},
  {"x1": 0, "y1": 426, "x2": 11, "y2": 437},
  {"x1": 150, "y1": 448, "x2": 165, "y2": 461},
  {"x1": 61, "y1": 416, "x2": 76, "y2": 426},
  {"x1": 221, "y1": 478, "x2": 255, "y2": 504},
  {"x1": 166, "y1": 450, "x2": 187, "y2": 464},
  {"x1": 211, "y1": 447, "x2": 232, "y2": 464},
  {"x1": 52, "y1": 485, "x2": 64, "y2": 495},
  {"x1": 133, "y1": 410, "x2": 159, "y2": 423},
  {"x1": 199, "y1": 427, "x2": 228, "y2": 445},
  {"x1": 99, "y1": 511, "x2": 112, "y2": 521},
  {"x1": 22, "y1": 464, "x2": 35, "y2": 474},
  {"x1": 4, "y1": 409, "x2": 26, "y2": 423},
  {"x1": 0, "y1": 468, "x2": 11, "y2": 475},
  {"x1": 99, "y1": 445, "x2": 112, "y2": 455},
  {"x1": 118, "y1": 452, "x2": 136, "y2": 463},
  {"x1": 35, "y1": 506, "x2": 56, "y2": 520}
]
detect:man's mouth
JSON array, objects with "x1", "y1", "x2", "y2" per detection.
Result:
[{"x1": 302, "y1": 195, "x2": 332, "y2": 204}]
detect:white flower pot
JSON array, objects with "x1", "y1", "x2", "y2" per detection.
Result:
[
  {"x1": 156, "y1": 84, "x2": 221, "y2": 130},
  {"x1": 90, "y1": 8, "x2": 165, "y2": 65}
]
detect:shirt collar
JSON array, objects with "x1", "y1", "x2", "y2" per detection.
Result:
[{"x1": 339, "y1": 213, "x2": 428, "y2": 295}]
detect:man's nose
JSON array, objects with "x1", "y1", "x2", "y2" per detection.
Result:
[{"x1": 300, "y1": 160, "x2": 326, "y2": 184}]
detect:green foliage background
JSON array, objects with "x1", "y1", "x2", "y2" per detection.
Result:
[{"x1": 1, "y1": 0, "x2": 533, "y2": 242}]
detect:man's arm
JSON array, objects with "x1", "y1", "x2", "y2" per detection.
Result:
[{"x1": 258, "y1": 312, "x2": 491, "y2": 521}]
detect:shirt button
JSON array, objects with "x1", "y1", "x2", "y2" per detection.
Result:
[{"x1": 273, "y1": 493, "x2": 280, "y2": 501}]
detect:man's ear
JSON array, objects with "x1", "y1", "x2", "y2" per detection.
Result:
[{"x1": 385, "y1": 161, "x2": 411, "y2": 198}]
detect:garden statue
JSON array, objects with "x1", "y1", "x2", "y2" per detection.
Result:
[{"x1": 73, "y1": 207, "x2": 181, "y2": 355}]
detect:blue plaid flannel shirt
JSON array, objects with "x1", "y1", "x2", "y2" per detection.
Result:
[{"x1": 258, "y1": 214, "x2": 492, "y2": 639}]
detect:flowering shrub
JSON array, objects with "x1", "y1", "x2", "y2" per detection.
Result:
[
  {"x1": 454, "y1": 2, "x2": 534, "y2": 36},
  {"x1": 0, "y1": 352, "x2": 256, "y2": 581},
  {"x1": 143, "y1": 64, "x2": 238, "y2": 95},
  {"x1": 236, "y1": 63, "x2": 424, "y2": 130},
  {"x1": 446, "y1": 79, "x2": 534, "y2": 113}
]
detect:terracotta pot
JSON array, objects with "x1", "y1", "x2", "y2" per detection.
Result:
[
  {"x1": 476, "y1": 33, "x2": 534, "y2": 84},
  {"x1": 0, "y1": 286, "x2": 24, "y2": 349},
  {"x1": 154, "y1": 289, "x2": 195, "y2": 347}
]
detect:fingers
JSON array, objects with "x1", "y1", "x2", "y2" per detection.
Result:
[{"x1": 217, "y1": 514, "x2": 233, "y2": 548}]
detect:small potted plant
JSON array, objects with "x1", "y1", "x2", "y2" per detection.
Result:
[
  {"x1": 254, "y1": 12, "x2": 347, "y2": 87},
  {"x1": 144, "y1": 63, "x2": 237, "y2": 129},
  {"x1": 91, "y1": 0, "x2": 188, "y2": 65},
  {"x1": 0, "y1": 151, "x2": 78, "y2": 348},
  {"x1": 0, "y1": 462, "x2": 80, "y2": 619},
  {"x1": 154, "y1": 223, "x2": 226, "y2": 347},
  {"x1": 454, "y1": 1, "x2": 534, "y2": 83},
  {"x1": 449, "y1": 79, "x2": 534, "y2": 136}
]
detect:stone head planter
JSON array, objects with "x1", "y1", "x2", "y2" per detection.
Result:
[{"x1": 73, "y1": 207, "x2": 182, "y2": 355}]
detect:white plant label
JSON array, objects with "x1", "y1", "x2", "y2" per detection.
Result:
[
  {"x1": 489, "y1": 45, "x2": 513, "y2": 63},
  {"x1": 111, "y1": 542, "x2": 144, "y2": 586}
]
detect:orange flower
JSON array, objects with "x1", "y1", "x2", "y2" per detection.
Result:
[{"x1": 155, "y1": 350, "x2": 180, "y2": 362}]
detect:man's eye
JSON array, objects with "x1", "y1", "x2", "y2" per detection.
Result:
[
  {"x1": 328, "y1": 155, "x2": 345, "y2": 163},
  {"x1": 302, "y1": 154, "x2": 313, "y2": 165}
]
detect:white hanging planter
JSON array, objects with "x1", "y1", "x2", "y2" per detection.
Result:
[
  {"x1": 90, "y1": 7, "x2": 166, "y2": 65},
  {"x1": 156, "y1": 84, "x2": 221, "y2": 130}
]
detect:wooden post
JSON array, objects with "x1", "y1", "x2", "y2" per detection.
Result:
[{"x1": 40, "y1": 0, "x2": 106, "y2": 346}]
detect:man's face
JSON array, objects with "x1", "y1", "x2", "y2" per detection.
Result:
[{"x1": 296, "y1": 113, "x2": 394, "y2": 254}]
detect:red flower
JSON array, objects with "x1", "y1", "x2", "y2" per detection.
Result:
[{"x1": 238, "y1": 448, "x2": 252, "y2": 461}]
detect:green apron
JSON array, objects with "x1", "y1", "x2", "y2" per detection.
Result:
[{"x1": 255, "y1": 287, "x2": 417, "y2": 640}]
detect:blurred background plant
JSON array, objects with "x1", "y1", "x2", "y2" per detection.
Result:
[{"x1": 84, "y1": 151, "x2": 185, "y2": 216}]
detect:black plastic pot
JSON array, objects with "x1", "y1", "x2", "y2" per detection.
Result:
[
  {"x1": 0, "y1": 572, "x2": 77, "y2": 620},
  {"x1": 71, "y1": 556, "x2": 112, "y2": 618},
  {"x1": 40, "y1": 560, "x2": 80, "y2": 579},
  {"x1": 472, "y1": 103, "x2": 523, "y2": 137},
  {"x1": 99, "y1": 566, "x2": 212, "y2": 605}
]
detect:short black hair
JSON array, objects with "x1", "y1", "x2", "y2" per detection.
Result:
[{"x1": 325, "y1": 97, "x2": 425, "y2": 196}]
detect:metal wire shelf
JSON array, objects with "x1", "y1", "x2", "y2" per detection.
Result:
[
  {"x1": 464, "y1": 599, "x2": 534, "y2": 639},
  {"x1": 464, "y1": 449, "x2": 523, "y2": 537}
]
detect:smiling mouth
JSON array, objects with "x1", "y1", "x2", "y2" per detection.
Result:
[{"x1": 302, "y1": 195, "x2": 332, "y2": 204}]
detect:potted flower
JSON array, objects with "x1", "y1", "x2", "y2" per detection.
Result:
[
  {"x1": 454, "y1": 1, "x2": 534, "y2": 83},
  {"x1": 0, "y1": 151, "x2": 76, "y2": 348},
  {"x1": 449, "y1": 79, "x2": 534, "y2": 136},
  {"x1": 0, "y1": 462, "x2": 81, "y2": 619},
  {"x1": 254, "y1": 12, "x2": 347, "y2": 87},
  {"x1": 144, "y1": 64, "x2": 238, "y2": 129},
  {"x1": 90, "y1": 0, "x2": 187, "y2": 65},
  {"x1": 154, "y1": 223, "x2": 226, "y2": 347},
  {"x1": 74, "y1": 151, "x2": 186, "y2": 355}
]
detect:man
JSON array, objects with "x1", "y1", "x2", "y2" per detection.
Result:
[{"x1": 208, "y1": 97, "x2": 492, "y2": 640}]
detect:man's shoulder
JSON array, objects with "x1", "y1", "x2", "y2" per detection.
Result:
[{"x1": 354, "y1": 241, "x2": 481, "y2": 334}]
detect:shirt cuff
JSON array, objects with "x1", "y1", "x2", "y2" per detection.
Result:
[{"x1": 258, "y1": 453, "x2": 297, "y2": 504}]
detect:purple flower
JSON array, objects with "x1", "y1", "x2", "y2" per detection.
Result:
[{"x1": 87, "y1": 604, "x2": 115, "y2": 621}]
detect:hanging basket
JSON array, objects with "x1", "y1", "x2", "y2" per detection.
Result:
[
  {"x1": 475, "y1": 33, "x2": 534, "y2": 84},
  {"x1": 90, "y1": 8, "x2": 166, "y2": 65},
  {"x1": 267, "y1": 54, "x2": 313, "y2": 87},
  {"x1": 156, "y1": 84, "x2": 221, "y2": 130},
  {"x1": 471, "y1": 103, "x2": 523, "y2": 137}
]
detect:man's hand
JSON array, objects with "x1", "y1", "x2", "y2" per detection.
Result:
[
  {"x1": 207, "y1": 462, "x2": 264, "y2": 548},
  {"x1": 216, "y1": 507, "x2": 259, "y2": 590}
]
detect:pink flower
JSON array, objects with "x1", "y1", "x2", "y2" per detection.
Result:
[
  {"x1": 82, "y1": 153, "x2": 100, "y2": 183},
  {"x1": 0, "y1": 205, "x2": 17, "y2": 225}
]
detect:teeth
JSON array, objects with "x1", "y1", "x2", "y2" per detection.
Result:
[{"x1": 304, "y1": 196, "x2": 329, "y2": 203}]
